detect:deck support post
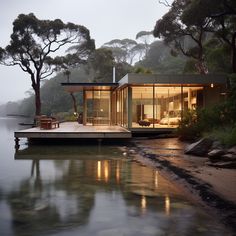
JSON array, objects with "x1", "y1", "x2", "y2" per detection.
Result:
[{"x1": 97, "y1": 138, "x2": 102, "y2": 152}]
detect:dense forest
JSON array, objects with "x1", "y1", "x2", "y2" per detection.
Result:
[{"x1": 0, "y1": 33, "x2": 231, "y2": 118}]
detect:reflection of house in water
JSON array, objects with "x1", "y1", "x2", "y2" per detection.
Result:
[
  {"x1": 12, "y1": 144, "x2": 215, "y2": 235},
  {"x1": 15, "y1": 146, "x2": 184, "y2": 222}
]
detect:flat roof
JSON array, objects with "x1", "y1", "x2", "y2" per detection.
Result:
[
  {"x1": 118, "y1": 73, "x2": 228, "y2": 87},
  {"x1": 61, "y1": 74, "x2": 227, "y2": 92},
  {"x1": 61, "y1": 82, "x2": 119, "y2": 92}
]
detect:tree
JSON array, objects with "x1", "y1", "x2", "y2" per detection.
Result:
[
  {"x1": 137, "y1": 40, "x2": 186, "y2": 74},
  {"x1": 63, "y1": 70, "x2": 77, "y2": 114},
  {"x1": 85, "y1": 48, "x2": 115, "y2": 82},
  {"x1": 102, "y1": 39, "x2": 140, "y2": 65},
  {"x1": 153, "y1": 0, "x2": 211, "y2": 74},
  {"x1": 0, "y1": 13, "x2": 94, "y2": 116},
  {"x1": 136, "y1": 30, "x2": 154, "y2": 57},
  {"x1": 183, "y1": 0, "x2": 236, "y2": 72}
]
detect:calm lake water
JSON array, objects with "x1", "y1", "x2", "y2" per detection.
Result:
[{"x1": 0, "y1": 117, "x2": 232, "y2": 236}]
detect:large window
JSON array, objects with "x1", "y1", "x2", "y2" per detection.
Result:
[
  {"x1": 84, "y1": 90, "x2": 111, "y2": 125},
  {"x1": 132, "y1": 86, "x2": 154, "y2": 128},
  {"x1": 116, "y1": 88, "x2": 128, "y2": 127},
  {"x1": 154, "y1": 86, "x2": 181, "y2": 128},
  {"x1": 131, "y1": 85, "x2": 203, "y2": 128}
]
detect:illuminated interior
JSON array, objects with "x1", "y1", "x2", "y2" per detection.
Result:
[
  {"x1": 62, "y1": 73, "x2": 226, "y2": 130},
  {"x1": 83, "y1": 85, "x2": 204, "y2": 128},
  {"x1": 131, "y1": 85, "x2": 203, "y2": 128}
]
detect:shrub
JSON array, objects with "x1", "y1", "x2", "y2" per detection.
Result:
[
  {"x1": 206, "y1": 125, "x2": 236, "y2": 148},
  {"x1": 177, "y1": 103, "x2": 233, "y2": 141},
  {"x1": 176, "y1": 110, "x2": 201, "y2": 140}
]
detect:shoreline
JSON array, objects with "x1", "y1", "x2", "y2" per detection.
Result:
[{"x1": 125, "y1": 137, "x2": 236, "y2": 233}]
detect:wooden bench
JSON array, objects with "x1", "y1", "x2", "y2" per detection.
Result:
[{"x1": 40, "y1": 117, "x2": 60, "y2": 129}]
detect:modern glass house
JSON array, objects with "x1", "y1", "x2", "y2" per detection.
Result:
[{"x1": 61, "y1": 73, "x2": 227, "y2": 132}]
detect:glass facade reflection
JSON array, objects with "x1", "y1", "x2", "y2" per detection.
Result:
[
  {"x1": 62, "y1": 73, "x2": 226, "y2": 130},
  {"x1": 83, "y1": 85, "x2": 204, "y2": 128},
  {"x1": 129, "y1": 85, "x2": 203, "y2": 128},
  {"x1": 84, "y1": 90, "x2": 111, "y2": 125}
]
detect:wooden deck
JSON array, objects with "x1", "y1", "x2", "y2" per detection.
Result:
[{"x1": 14, "y1": 122, "x2": 131, "y2": 146}]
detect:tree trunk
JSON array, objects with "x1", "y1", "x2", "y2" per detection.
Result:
[
  {"x1": 70, "y1": 92, "x2": 77, "y2": 114},
  {"x1": 195, "y1": 60, "x2": 208, "y2": 75},
  {"x1": 34, "y1": 84, "x2": 41, "y2": 116},
  {"x1": 232, "y1": 32, "x2": 236, "y2": 73}
]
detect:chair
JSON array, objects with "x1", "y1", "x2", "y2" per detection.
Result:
[{"x1": 40, "y1": 117, "x2": 59, "y2": 129}]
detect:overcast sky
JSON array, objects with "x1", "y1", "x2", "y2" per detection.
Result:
[{"x1": 0, "y1": 0, "x2": 170, "y2": 104}]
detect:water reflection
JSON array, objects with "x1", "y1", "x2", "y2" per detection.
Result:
[
  {"x1": 0, "y1": 118, "x2": 232, "y2": 235},
  {"x1": 165, "y1": 195, "x2": 170, "y2": 216},
  {"x1": 9, "y1": 146, "x2": 231, "y2": 235}
]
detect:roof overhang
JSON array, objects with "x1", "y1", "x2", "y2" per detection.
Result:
[
  {"x1": 61, "y1": 82, "x2": 119, "y2": 92},
  {"x1": 61, "y1": 74, "x2": 227, "y2": 92},
  {"x1": 118, "y1": 73, "x2": 228, "y2": 87}
]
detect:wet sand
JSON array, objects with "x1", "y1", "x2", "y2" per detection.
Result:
[{"x1": 125, "y1": 137, "x2": 236, "y2": 232}]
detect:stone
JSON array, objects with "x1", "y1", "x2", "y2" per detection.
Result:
[
  {"x1": 221, "y1": 153, "x2": 236, "y2": 161},
  {"x1": 208, "y1": 161, "x2": 236, "y2": 169},
  {"x1": 211, "y1": 141, "x2": 223, "y2": 150},
  {"x1": 208, "y1": 149, "x2": 225, "y2": 157},
  {"x1": 227, "y1": 146, "x2": 236, "y2": 155},
  {"x1": 184, "y1": 138, "x2": 213, "y2": 156}
]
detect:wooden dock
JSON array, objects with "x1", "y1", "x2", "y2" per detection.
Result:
[{"x1": 14, "y1": 122, "x2": 131, "y2": 147}]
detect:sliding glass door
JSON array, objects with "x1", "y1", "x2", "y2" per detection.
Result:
[{"x1": 84, "y1": 90, "x2": 111, "y2": 125}]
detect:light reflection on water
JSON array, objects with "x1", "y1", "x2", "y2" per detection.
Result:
[{"x1": 0, "y1": 118, "x2": 232, "y2": 236}]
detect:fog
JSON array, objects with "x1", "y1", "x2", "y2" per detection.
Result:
[{"x1": 0, "y1": 0, "x2": 171, "y2": 103}]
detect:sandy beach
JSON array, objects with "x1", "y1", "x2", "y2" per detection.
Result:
[{"x1": 125, "y1": 137, "x2": 236, "y2": 232}]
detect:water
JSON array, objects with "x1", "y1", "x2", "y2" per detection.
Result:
[{"x1": 0, "y1": 117, "x2": 232, "y2": 236}]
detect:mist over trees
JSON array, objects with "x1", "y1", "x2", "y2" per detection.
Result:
[
  {"x1": 0, "y1": 13, "x2": 95, "y2": 116},
  {"x1": 0, "y1": 1, "x2": 235, "y2": 118},
  {"x1": 153, "y1": 0, "x2": 236, "y2": 74}
]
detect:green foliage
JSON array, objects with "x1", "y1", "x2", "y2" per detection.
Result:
[
  {"x1": 154, "y1": 0, "x2": 236, "y2": 73},
  {"x1": 205, "y1": 39, "x2": 231, "y2": 73},
  {"x1": 227, "y1": 74, "x2": 236, "y2": 120},
  {"x1": 102, "y1": 38, "x2": 148, "y2": 65},
  {"x1": 177, "y1": 96, "x2": 236, "y2": 145},
  {"x1": 183, "y1": 59, "x2": 198, "y2": 74},
  {"x1": 206, "y1": 126, "x2": 236, "y2": 147},
  {"x1": 134, "y1": 67, "x2": 152, "y2": 74},
  {"x1": 16, "y1": 67, "x2": 88, "y2": 117},
  {"x1": 176, "y1": 110, "x2": 200, "y2": 140},
  {"x1": 0, "y1": 13, "x2": 94, "y2": 115},
  {"x1": 153, "y1": 0, "x2": 209, "y2": 74},
  {"x1": 179, "y1": 0, "x2": 236, "y2": 72},
  {"x1": 178, "y1": 106, "x2": 225, "y2": 140},
  {"x1": 137, "y1": 40, "x2": 186, "y2": 74},
  {"x1": 85, "y1": 48, "x2": 115, "y2": 82}
]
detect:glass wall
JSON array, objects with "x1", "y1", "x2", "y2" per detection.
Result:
[
  {"x1": 132, "y1": 86, "x2": 154, "y2": 128},
  {"x1": 84, "y1": 90, "x2": 111, "y2": 125},
  {"x1": 131, "y1": 85, "x2": 203, "y2": 128},
  {"x1": 116, "y1": 88, "x2": 128, "y2": 127},
  {"x1": 83, "y1": 85, "x2": 203, "y2": 128},
  {"x1": 154, "y1": 86, "x2": 182, "y2": 128}
]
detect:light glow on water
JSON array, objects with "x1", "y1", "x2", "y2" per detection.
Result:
[{"x1": 0, "y1": 117, "x2": 233, "y2": 236}]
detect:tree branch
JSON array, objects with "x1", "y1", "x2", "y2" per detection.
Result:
[{"x1": 158, "y1": 0, "x2": 171, "y2": 7}]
